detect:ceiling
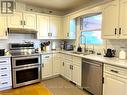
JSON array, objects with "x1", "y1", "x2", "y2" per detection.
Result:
[{"x1": 17, "y1": 0, "x2": 101, "y2": 12}]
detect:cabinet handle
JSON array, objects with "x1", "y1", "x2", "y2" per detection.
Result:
[
  {"x1": 0, "y1": 61, "x2": 7, "y2": 63},
  {"x1": 48, "y1": 33, "x2": 51, "y2": 37},
  {"x1": 72, "y1": 65, "x2": 73, "y2": 70},
  {"x1": 62, "y1": 62, "x2": 64, "y2": 66},
  {"x1": 67, "y1": 33, "x2": 69, "y2": 37},
  {"x1": 70, "y1": 65, "x2": 71, "y2": 69},
  {"x1": 119, "y1": 28, "x2": 121, "y2": 35},
  {"x1": 42, "y1": 64, "x2": 44, "y2": 68},
  {"x1": 24, "y1": 21, "x2": 26, "y2": 25},
  {"x1": 115, "y1": 28, "x2": 117, "y2": 35},
  {"x1": 20, "y1": 20, "x2": 23, "y2": 25},
  {"x1": 45, "y1": 56, "x2": 49, "y2": 58},
  {"x1": 51, "y1": 33, "x2": 52, "y2": 37},
  {"x1": 110, "y1": 70, "x2": 119, "y2": 73},
  {"x1": 0, "y1": 68, "x2": 7, "y2": 70},
  {"x1": 1, "y1": 74, "x2": 7, "y2": 77},
  {"x1": 1, "y1": 82, "x2": 8, "y2": 84}
]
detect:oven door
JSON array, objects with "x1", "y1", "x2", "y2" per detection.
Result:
[
  {"x1": 12, "y1": 65, "x2": 41, "y2": 88},
  {"x1": 12, "y1": 56, "x2": 40, "y2": 68}
]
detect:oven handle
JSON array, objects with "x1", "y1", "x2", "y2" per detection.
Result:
[{"x1": 13, "y1": 65, "x2": 40, "y2": 71}]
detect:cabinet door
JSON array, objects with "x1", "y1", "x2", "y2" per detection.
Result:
[
  {"x1": 23, "y1": 13, "x2": 36, "y2": 29},
  {"x1": 119, "y1": 0, "x2": 127, "y2": 38},
  {"x1": 0, "y1": 15, "x2": 7, "y2": 39},
  {"x1": 37, "y1": 15, "x2": 50, "y2": 39},
  {"x1": 64, "y1": 60, "x2": 72, "y2": 81},
  {"x1": 41, "y1": 54, "x2": 52, "y2": 79},
  {"x1": 103, "y1": 73, "x2": 127, "y2": 95},
  {"x1": 53, "y1": 53, "x2": 60, "y2": 75},
  {"x1": 72, "y1": 65, "x2": 81, "y2": 86},
  {"x1": 63, "y1": 16, "x2": 70, "y2": 39},
  {"x1": 8, "y1": 12, "x2": 23, "y2": 28},
  {"x1": 50, "y1": 16, "x2": 62, "y2": 39},
  {"x1": 102, "y1": 0, "x2": 119, "y2": 39}
]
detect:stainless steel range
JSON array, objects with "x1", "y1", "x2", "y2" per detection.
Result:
[{"x1": 9, "y1": 43, "x2": 41, "y2": 88}]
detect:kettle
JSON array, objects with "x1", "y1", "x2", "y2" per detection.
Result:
[{"x1": 104, "y1": 48, "x2": 116, "y2": 57}]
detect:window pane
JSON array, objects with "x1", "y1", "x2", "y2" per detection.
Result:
[
  {"x1": 81, "y1": 14, "x2": 102, "y2": 31},
  {"x1": 80, "y1": 31, "x2": 103, "y2": 45}
]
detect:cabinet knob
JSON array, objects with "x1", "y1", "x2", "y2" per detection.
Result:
[
  {"x1": 24, "y1": 21, "x2": 26, "y2": 25},
  {"x1": 20, "y1": 20, "x2": 23, "y2": 25}
]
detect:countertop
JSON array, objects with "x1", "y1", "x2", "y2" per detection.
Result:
[{"x1": 41, "y1": 50, "x2": 127, "y2": 69}]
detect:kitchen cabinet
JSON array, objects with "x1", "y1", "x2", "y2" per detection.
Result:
[
  {"x1": 41, "y1": 54, "x2": 53, "y2": 79},
  {"x1": 52, "y1": 53, "x2": 60, "y2": 75},
  {"x1": 0, "y1": 57, "x2": 12, "y2": 91},
  {"x1": 37, "y1": 14, "x2": 50, "y2": 39},
  {"x1": 103, "y1": 64, "x2": 127, "y2": 95},
  {"x1": 8, "y1": 12, "x2": 36, "y2": 29},
  {"x1": 23, "y1": 12, "x2": 36, "y2": 29},
  {"x1": 60, "y1": 54, "x2": 81, "y2": 86},
  {"x1": 72, "y1": 56, "x2": 81, "y2": 86},
  {"x1": 102, "y1": 0, "x2": 127, "y2": 39},
  {"x1": 7, "y1": 12, "x2": 23, "y2": 28},
  {"x1": 0, "y1": 14, "x2": 8, "y2": 39},
  {"x1": 49, "y1": 16, "x2": 63, "y2": 39},
  {"x1": 63, "y1": 16, "x2": 76, "y2": 39},
  {"x1": 37, "y1": 14, "x2": 63, "y2": 39}
]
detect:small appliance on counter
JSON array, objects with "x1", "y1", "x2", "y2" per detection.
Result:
[
  {"x1": 0, "y1": 49, "x2": 5, "y2": 56},
  {"x1": 77, "y1": 45, "x2": 82, "y2": 52},
  {"x1": 104, "y1": 48, "x2": 116, "y2": 57},
  {"x1": 63, "y1": 44, "x2": 74, "y2": 51},
  {"x1": 119, "y1": 47, "x2": 126, "y2": 59}
]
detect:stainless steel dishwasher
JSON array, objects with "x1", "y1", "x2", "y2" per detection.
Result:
[{"x1": 82, "y1": 58, "x2": 103, "y2": 95}]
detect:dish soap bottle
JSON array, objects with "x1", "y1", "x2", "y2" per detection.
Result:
[{"x1": 119, "y1": 47, "x2": 126, "y2": 59}]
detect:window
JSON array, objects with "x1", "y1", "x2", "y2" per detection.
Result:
[{"x1": 80, "y1": 14, "x2": 103, "y2": 45}]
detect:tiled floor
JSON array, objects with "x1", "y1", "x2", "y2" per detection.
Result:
[{"x1": 43, "y1": 77, "x2": 90, "y2": 95}]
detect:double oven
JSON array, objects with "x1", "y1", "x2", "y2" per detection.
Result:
[{"x1": 12, "y1": 55, "x2": 40, "y2": 88}]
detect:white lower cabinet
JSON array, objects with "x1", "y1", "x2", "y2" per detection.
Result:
[
  {"x1": 103, "y1": 64, "x2": 127, "y2": 95},
  {"x1": 41, "y1": 54, "x2": 53, "y2": 79},
  {"x1": 52, "y1": 53, "x2": 60, "y2": 75},
  {"x1": 0, "y1": 57, "x2": 12, "y2": 91},
  {"x1": 60, "y1": 54, "x2": 81, "y2": 86}
]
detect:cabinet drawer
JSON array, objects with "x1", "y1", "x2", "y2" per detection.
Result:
[
  {"x1": 0, "y1": 58, "x2": 10, "y2": 65},
  {"x1": 73, "y1": 56, "x2": 81, "y2": 66},
  {"x1": 64, "y1": 54, "x2": 73, "y2": 61},
  {"x1": 0, "y1": 78, "x2": 12, "y2": 89},
  {"x1": 0, "y1": 70, "x2": 11, "y2": 79},
  {"x1": 0, "y1": 65, "x2": 11, "y2": 72},
  {"x1": 104, "y1": 64, "x2": 127, "y2": 79},
  {"x1": 42, "y1": 54, "x2": 52, "y2": 62}
]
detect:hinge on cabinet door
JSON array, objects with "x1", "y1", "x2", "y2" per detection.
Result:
[{"x1": 102, "y1": 77, "x2": 104, "y2": 84}]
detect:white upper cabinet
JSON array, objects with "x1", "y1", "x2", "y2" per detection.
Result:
[
  {"x1": 102, "y1": 0, "x2": 119, "y2": 39},
  {"x1": 119, "y1": 0, "x2": 127, "y2": 38},
  {"x1": 8, "y1": 12, "x2": 23, "y2": 28},
  {"x1": 63, "y1": 16, "x2": 76, "y2": 39},
  {"x1": 0, "y1": 15, "x2": 8, "y2": 39},
  {"x1": 102, "y1": 0, "x2": 127, "y2": 39},
  {"x1": 8, "y1": 12, "x2": 36, "y2": 29},
  {"x1": 49, "y1": 16, "x2": 63, "y2": 39},
  {"x1": 37, "y1": 14, "x2": 50, "y2": 39},
  {"x1": 23, "y1": 12, "x2": 36, "y2": 29}
]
